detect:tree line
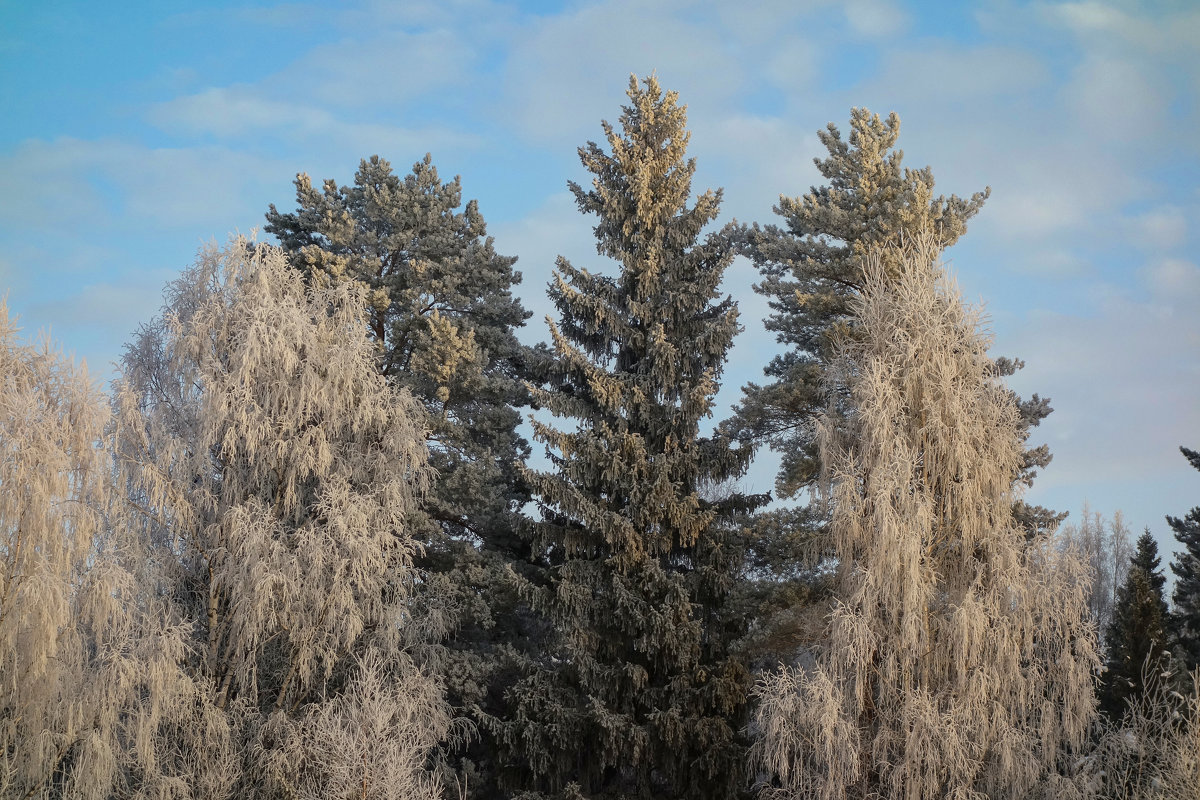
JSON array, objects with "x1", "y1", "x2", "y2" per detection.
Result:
[{"x1": 2, "y1": 74, "x2": 1198, "y2": 799}]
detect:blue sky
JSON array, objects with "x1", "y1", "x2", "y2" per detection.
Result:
[{"x1": 2, "y1": 0, "x2": 1198, "y2": 559}]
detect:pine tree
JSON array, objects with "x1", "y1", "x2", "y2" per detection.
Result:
[
  {"x1": 1100, "y1": 529, "x2": 1171, "y2": 720},
  {"x1": 728, "y1": 109, "x2": 1059, "y2": 535},
  {"x1": 264, "y1": 153, "x2": 533, "y2": 557},
  {"x1": 508, "y1": 75, "x2": 758, "y2": 800},
  {"x1": 753, "y1": 233, "x2": 1097, "y2": 800},
  {"x1": 265, "y1": 156, "x2": 538, "y2": 795},
  {"x1": 1169, "y1": 446, "x2": 1200, "y2": 675},
  {"x1": 113, "y1": 238, "x2": 450, "y2": 798}
]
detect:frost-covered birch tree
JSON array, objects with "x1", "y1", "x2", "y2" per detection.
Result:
[
  {"x1": 265, "y1": 157, "x2": 538, "y2": 796},
  {"x1": 1056, "y1": 504, "x2": 1134, "y2": 651},
  {"x1": 753, "y1": 234, "x2": 1098, "y2": 800},
  {"x1": 728, "y1": 108, "x2": 1059, "y2": 539},
  {"x1": 112, "y1": 238, "x2": 450, "y2": 798},
  {"x1": 0, "y1": 303, "x2": 228, "y2": 799}
]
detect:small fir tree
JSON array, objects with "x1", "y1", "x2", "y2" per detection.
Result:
[
  {"x1": 1169, "y1": 446, "x2": 1200, "y2": 675},
  {"x1": 753, "y1": 234, "x2": 1097, "y2": 800},
  {"x1": 508, "y1": 75, "x2": 759, "y2": 800},
  {"x1": 1100, "y1": 529, "x2": 1171, "y2": 720}
]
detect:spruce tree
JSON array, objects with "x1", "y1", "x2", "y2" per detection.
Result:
[
  {"x1": 508, "y1": 75, "x2": 758, "y2": 800},
  {"x1": 728, "y1": 109, "x2": 1058, "y2": 535},
  {"x1": 1169, "y1": 446, "x2": 1200, "y2": 675},
  {"x1": 265, "y1": 156, "x2": 537, "y2": 795},
  {"x1": 1100, "y1": 529, "x2": 1171, "y2": 720}
]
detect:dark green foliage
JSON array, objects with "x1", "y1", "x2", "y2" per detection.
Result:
[
  {"x1": 730, "y1": 506, "x2": 834, "y2": 673},
  {"x1": 1101, "y1": 529, "x2": 1171, "y2": 720},
  {"x1": 264, "y1": 155, "x2": 540, "y2": 798},
  {"x1": 507, "y1": 76, "x2": 761, "y2": 800},
  {"x1": 1169, "y1": 446, "x2": 1200, "y2": 675}
]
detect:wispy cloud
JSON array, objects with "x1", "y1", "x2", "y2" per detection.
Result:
[{"x1": 843, "y1": 0, "x2": 909, "y2": 38}]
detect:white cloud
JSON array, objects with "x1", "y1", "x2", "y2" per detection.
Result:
[
  {"x1": 1006, "y1": 247, "x2": 1093, "y2": 279},
  {"x1": 1052, "y1": 1, "x2": 1128, "y2": 33},
  {"x1": 843, "y1": 0, "x2": 908, "y2": 38},
  {"x1": 149, "y1": 88, "x2": 325, "y2": 137},
  {"x1": 5, "y1": 267, "x2": 181, "y2": 381},
  {"x1": 496, "y1": 0, "x2": 764, "y2": 144},
  {"x1": 1128, "y1": 205, "x2": 1189, "y2": 251},
  {"x1": 340, "y1": 0, "x2": 509, "y2": 31},
  {"x1": 873, "y1": 45, "x2": 1048, "y2": 101},
  {"x1": 691, "y1": 115, "x2": 823, "y2": 219},
  {"x1": 1002, "y1": 265, "x2": 1200, "y2": 528},
  {"x1": 981, "y1": 177, "x2": 1099, "y2": 241},
  {"x1": 149, "y1": 86, "x2": 482, "y2": 156},
  {"x1": 764, "y1": 41, "x2": 821, "y2": 92},
  {"x1": 1065, "y1": 54, "x2": 1168, "y2": 142},
  {"x1": 288, "y1": 28, "x2": 476, "y2": 109},
  {"x1": 0, "y1": 137, "x2": 288, "y2": 232},
  {"x1": 1048, "y1": 1, "x2": 1200, "y2": 55},
  {"x1": 1144, "y1": 258, "x2": 1200, "y2": 300}
]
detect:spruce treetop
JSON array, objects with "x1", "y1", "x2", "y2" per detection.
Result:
[{"x1": 539, "y1": 74, "x2": 739, "y2": 446}]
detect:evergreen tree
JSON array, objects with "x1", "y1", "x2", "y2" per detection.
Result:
[
  {"x1": 1100, "y1": 529, "x2": 1171, "y2": 720},
  {"x1": 728, "y1": 109, "x2": 1059, "y2": 535},
  {"x1": 265, "y1": 156, "x2": 538, "y2": 795},
  {"x1": 264, "y1": 153, "x2": 533, "y2": 557},
  {"x1": 508, "y1": 75, "x2": 759, "y2": 800},
  {"x1": 1169, "y1": 446, "x2": 1200, "y2": 675},
  {"x1": 753, "y1": 234, "x2": 1097, "y2": 800}
]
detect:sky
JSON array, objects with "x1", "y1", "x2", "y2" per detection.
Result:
[{"x1": 1, "y1": 0, "x2": 1197, "y2": 561}]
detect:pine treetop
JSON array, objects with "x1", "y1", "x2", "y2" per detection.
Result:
[
  {"x1": 264, "y1": 153, "x2": 530, "y2": 426},
  {"x1": 727, "y1": 108, "x2": 990, "y2": 498}
]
